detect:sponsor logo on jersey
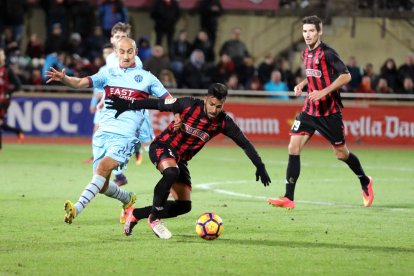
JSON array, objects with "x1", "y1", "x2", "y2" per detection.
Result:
[
  {"x1": 305, "y1": 69, "x2": 322, "y2": 78},
  {"x1": 183, "y1": 123, "x2": 210, "y2": 142}
]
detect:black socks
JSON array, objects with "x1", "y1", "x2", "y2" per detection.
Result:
[{"x1": 284, "y1": 155, "x2": 300, "y2": 201}]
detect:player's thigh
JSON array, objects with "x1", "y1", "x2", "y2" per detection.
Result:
[
  {"x1": 314, "y1": 113, "x2": 346, "y2": 147},
  {"x1": 289, "y1": 112, "x2": 314, "y2": 154},
  {"x1": 93, "y1": 130, "x2": 139, "y2": 172},
  {"x1": 149, "y1": 141, "x2": 179, "y2": 170},
  {"x1": 288, "y1": 135, "x2": 311, "y2": 155},
  {"x1": 171, "y1": 183, "x2": 191, "y2": 201}
]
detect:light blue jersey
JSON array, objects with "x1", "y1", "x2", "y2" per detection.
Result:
[{"x1": 88, "y1": 65, "x2": 170, "y2": 137}]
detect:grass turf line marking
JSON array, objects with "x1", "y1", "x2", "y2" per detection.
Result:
[{"x1": 194, "y1": 180, "x2": 412, "y2": 212}]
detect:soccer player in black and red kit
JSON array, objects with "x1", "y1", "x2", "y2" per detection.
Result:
[
  {"x1": 107, "y1": 83, "x2": 271, "y2": 239},
  {"x1": 267, "y1": 15, "x2": 373, "y2": 209}
]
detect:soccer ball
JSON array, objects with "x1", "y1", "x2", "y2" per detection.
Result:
[{"x1": 195, "y1": 212, "x2": 223, "y2": 240}]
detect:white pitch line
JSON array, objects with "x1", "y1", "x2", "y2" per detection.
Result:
[{"x1": 194, "y1": 180, "x2": 412, "y2": 212}]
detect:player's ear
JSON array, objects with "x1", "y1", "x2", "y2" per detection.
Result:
[{"x1": 135, "y1": 48, "x2": 138, "y2": 56}]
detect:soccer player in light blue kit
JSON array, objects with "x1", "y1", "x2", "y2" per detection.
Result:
[
  {"x1": 106, "y1": 22, "x2": 154, "y2": 186},
  {"x1": 46, "y1": 37, "x2": 173, "y2": 224}
]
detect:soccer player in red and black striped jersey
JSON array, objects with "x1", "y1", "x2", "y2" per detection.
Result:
[
  {"x1": 267, "y1": 15, "x2": 373, "y2": 209},
  {"x1": 107, "y1": 83, "x2": 271, "y2": 239}
]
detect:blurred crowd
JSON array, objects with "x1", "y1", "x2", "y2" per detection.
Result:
[{"x1": 0, "y1": 0, "x2": 413, "y2": 98}]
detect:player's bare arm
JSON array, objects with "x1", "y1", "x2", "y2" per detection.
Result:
[
  {"x1": 46, "y1": 67, "x2": 90, "y2": 88},
  {"x1": 294, "y1": 79, "x2": 308, "y2": 96},
  {"x1": 308, "y1": 73, "x2": 351, "y2": 101}
]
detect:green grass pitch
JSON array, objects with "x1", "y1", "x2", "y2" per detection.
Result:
[{"x1": 1, "y1": 143, "x2": 413, "y2": 275}]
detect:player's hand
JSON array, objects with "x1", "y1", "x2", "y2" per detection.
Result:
[
  {"x1": 308, "y1": 90, "x2": 327, "y2": 101},
  {"x1": 173, "y1": 113, "x2": 182, "y2": 132},
  {"x1": 105, "y1": 96, "x2": 132, "y2": 118},
  {"x1": 46, "y1": 67, "x2": 66, "y2": 84},
  {"x1": 294, "y1": 84, "x2": 303, "y2": 96},
  {"x1": 256, "y1": 164, "x2": 271, "y2": 186}
]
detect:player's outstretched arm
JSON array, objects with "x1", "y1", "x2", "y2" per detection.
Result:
[{"x1": 46, "y1": 67, "x2": 90, "y2": 89}]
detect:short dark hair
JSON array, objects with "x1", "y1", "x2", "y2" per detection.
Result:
[
  {"x1": 207, "y1": 83, "x2": 228, "y2": 100},
  {"x1": 302, "y1": 15, "x2": 322, "y2": 32}
]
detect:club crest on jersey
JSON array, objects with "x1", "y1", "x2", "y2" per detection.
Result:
[
  {"x1": 305, "y1": 69, "x2": 322, "y2": 78},
  {"x1": 134, "y1": 75, "x2": 143, "y2": 83},
  {"x1": 314, "y1": 58, "x2": 319, "y2": 64}
]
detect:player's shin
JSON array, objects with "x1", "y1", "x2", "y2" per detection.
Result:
[{"x1": 285, "y1": 155, "x2": 300, "y2": 200}]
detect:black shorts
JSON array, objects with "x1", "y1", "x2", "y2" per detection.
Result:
[
  {"x1": 290, "y1": 112, "x2": 345, "y2": 146},
  {"x1": 149, "y1": 141, "x2": 192, "y2": 185}
]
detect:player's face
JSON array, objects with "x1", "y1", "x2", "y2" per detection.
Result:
[
  {"x1": 116, "y1": 40, "x2": 136, "y2": 67},
  {"x1": 303, "y1": 23, "x2": 321, "y2": 49},
  {"x1": 204, "y1": 96, "x2": 225, "y2": 119},
  {"x1": 102, "y1": 48, "x2": 113, "y2": 60},
  {"x1": 111, "y1": 31, "x2": 128, "y2": 45}
]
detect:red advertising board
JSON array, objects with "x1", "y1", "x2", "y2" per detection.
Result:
[{"x1": 149, "y1": 102, "x2": 414, "y2": 145}]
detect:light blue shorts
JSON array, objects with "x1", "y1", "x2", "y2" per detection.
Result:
[
  {"x1": 138, "y1": 110, "x2": 155, "y2": 143},
  {"x1": 92, "y1": 129, "x2": 140, "y2": 172}
]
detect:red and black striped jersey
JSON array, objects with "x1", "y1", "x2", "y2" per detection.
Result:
[
  {"x1": 302, "y1": 42, "x2": 348, "y2": 117},
  {"x1": 151, "y1": 97, "x2": 263, "y2": 165}
]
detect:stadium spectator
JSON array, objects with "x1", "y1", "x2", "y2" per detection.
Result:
[
  {"x1": 219, "y1": 27, "x2": 250, "y2": 69},
  {"x1": 401, "y1": 77, "x2": 414, "y2": 95},
  {"x1": 192, "y1": 30, "x2": 215, "y2": 64},
  {"x1": 267, "y1": 15, "x2": 373, "y2": 209},
  {"x1": 398, "y1": 54, "x2": 414, "y2": 88},
  {"x1": 105, "y1": 83, "x2": 271, "y2": 239},
  {"x1": 45, "y1": 37, "x2": 174, "y2": 225},
  {"x1": 0, "y1": 47, "x2": 24, "y2": 150},
  {"x1": 182, "y1": 49, "x2": 211, "y2": 89},
  {"x1": 263, "y1": 70, "x2": 289, "y2": 100},
  {"x1": 363, "y1": 62, "x2": 379, "y2": 89},
  {"x1": 41, "y1": 50, "x2": 73, "y2": 82},
  {"x1": 159, "y1": 69, "x2": 177, "y2": 89},
  {"x1": 1, "y1": 0, "x2": 27, "y2": 47},
  {"x1": 85, "y1": 26, "x2": 107, "y2": 61},
  {"x1": 379, "y1": 58, "x2": 400, "y2": 93},
  {"x1": 278, "y1": 58, "x2": 296, "y2": 91},
  {"x1": 211, "y1": 53, "x2": 235, "y2": 84},
  {"x1": 198, "y1": 0, "x2": 223, "y2": 47},
  {"x1": 143, "y1": 45, "x2": 171, "y2": 79},
  {"x1": 150, "y1": 0, "x2": 181, "y2": 53},
  {"x1": 170, "y1": 29, "x2": 192, "y2": 87},
  {"x1": 246, "y1": 75, "x2": 263, "y2": 91},
  {"x1": 258, "y1": 53, "x2": 276, "y2": 85},
  {"x1": 236, "y1": 56, "x2": 256, "y2": 88},
  {"x1": 25, "y1": 33, "x2": 45, "y2": 59},
  {"x1": 137, "y1": 35, "x2": 152, "y2": 63},
  {"x1": 225, "y1": 73, "x2": 243, "y2": 90},
  {"x1": 44, "y1": 23, "x2": 66, "y2": 55},
  {"x1": 99, "y1": 0, "x2": 128, "y2": 39},
  {"x1": 346, "y1": 56, "x2": 363, "y2": 92},
  {"x1": 67, "y1": 32, "x2": 87, "y2": 58},
  {"x1": 375, "y1": 77, "x2": 393, "y2": 94}
]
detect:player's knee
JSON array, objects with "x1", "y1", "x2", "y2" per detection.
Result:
[
  {"x1": 176, "y1": 200, "x2": 192, "y2": 215},
  {"x1": 162, "y1": 167, "x2": 180, "y2": 182},
  {"x1": 335, "y1": 150, "x2": 348, "y2": 161},
  {"x1": 288, "y1": 142, "x2": 300, "y2": 155}
]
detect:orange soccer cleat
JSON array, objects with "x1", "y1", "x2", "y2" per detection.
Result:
[
  {"x1": 362, "y1": 176, "x2": 374, "y2": 208},
  {"x1": 267, "y1": 197, "x2": 295, "y2": 209}
]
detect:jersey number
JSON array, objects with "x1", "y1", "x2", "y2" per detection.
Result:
[{"x1": 291, "y1": 120, "x2": 301, "y2": 131}]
